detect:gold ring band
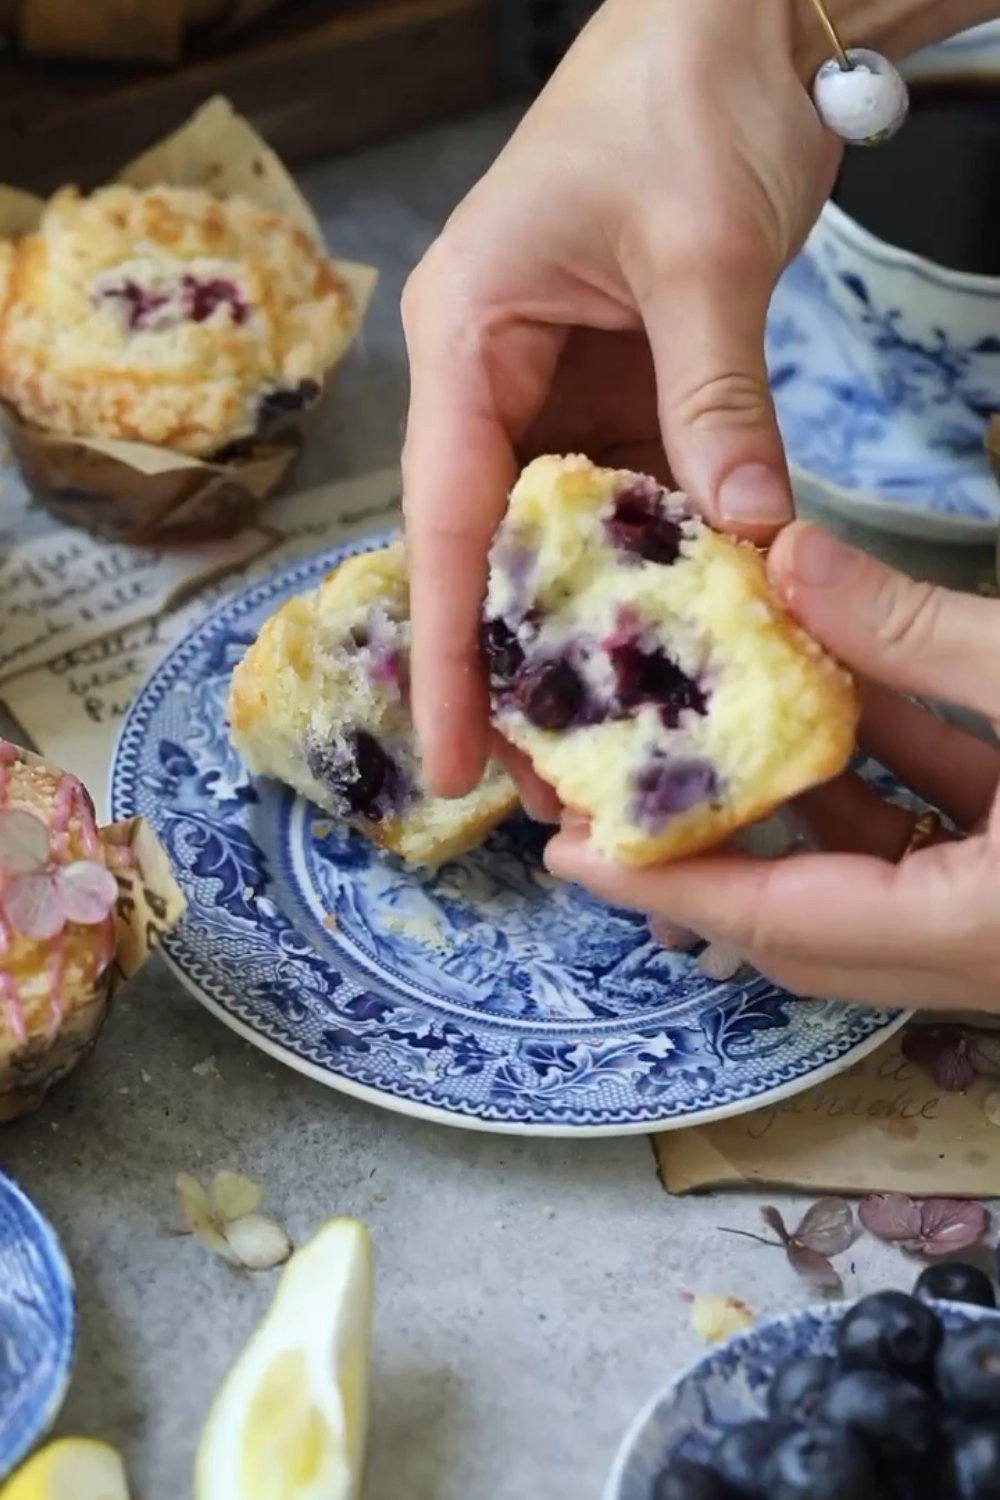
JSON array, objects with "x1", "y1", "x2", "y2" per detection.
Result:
[{"x1": 900, "y1": 810, "x2": 942, "y2": 860}]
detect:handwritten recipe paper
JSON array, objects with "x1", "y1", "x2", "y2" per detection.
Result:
[
  {"x1": 1, "y1": 469, "x2": 402, "y2": 819},
  {"x1": 654, "y1": 1031, "x2": 1000, "y2": 1198}
]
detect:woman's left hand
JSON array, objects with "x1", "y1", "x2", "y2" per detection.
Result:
[{"x1": 545, "y1": 522, "x2": 1000, "y2": 1012}]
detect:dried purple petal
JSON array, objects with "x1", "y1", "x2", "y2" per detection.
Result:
[
  {"x1": 934, "y1": 1037, "x2": 977, "y2": 1093},
  {"x1": 969, "y1": 1033, "x2": 1000, "y2": 1080},
  {"x1": 858, "y1": 1192, "x2": 922, "y2": 1242},
  {"x1": 910, "y1": 1198, "x2": 988, "y2": 1257},
  {"x1": 787, "y1": 1243, "x2": 844, "y2": 1295},
  {"x1": 760, "y1": 1206, "x2": 791, "y2": 1245},
  {"x1": 902, "y1": 1025, "x2": 961, "y2": 1070},
  {"x1": 794, "y1": 1198, "x2": 857, "y2": 1257},
  {"x1": 3, "y1": 869, "x2": 65, "y2": 939}
]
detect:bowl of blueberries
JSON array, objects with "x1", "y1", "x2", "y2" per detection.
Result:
[{"x1": 606, "y1": 1262, "x2": 1000, "y2": 1500}]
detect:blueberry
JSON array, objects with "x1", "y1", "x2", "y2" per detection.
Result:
[
  {"x1": 914, "y1": 1262, "x2": 997, "y2": 1312},
  {"x1": 632, "y1": 759, "x2": 718, "y2": 828},
  {"x1": 937, "y1": 1325, "x2": 1000, "y2": 1420},
  {"x1": 653, "y1": 1457, "x2": 738, "y2": 1500},
  {"x1": 818, "y1": 1369, "x2": 941, "y2": 1472},
  {"x1": 767, "y1": 1354, "x2": 836, "y2": 1424},
  {"x1": 305, "y1": 730, "x2": 408, "y2": 823},
  {"x1": 607, "y1": 484, "x2": 685, "y2": 565},
  {"x1": 181, "y1": 273, "x2": 249, "y2": 324},
  {"x1": 836, "y1": 1290, "x2": 943, "y2": 1385},
  {"x1": 762, "y1": 1424, "x2": 883, "y2": 1500},
  {"x1": 480, "y1": 617, "x2": 524, "y2": 687},
  {"x1": 256, "y1": 378, "x2": 321, "y2": 431},
  {"x1": 712, "y1": 1418, "x2": 788, "y2": 1497},
  {"x1": 949, "y1": 1423, "x2": 1000, "y2": 1499},
  {"x1": 609, "y1": 642, "x2": 708, "y2": 725},
  {"x1": 518, "y1": 659, "x2": 586, "y2": 731}
]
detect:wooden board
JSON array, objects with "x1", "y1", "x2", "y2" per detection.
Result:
[{"x1": 0, "y1": 0, "x2": 500, "y2": 194}]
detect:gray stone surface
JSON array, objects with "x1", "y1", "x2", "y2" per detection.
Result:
[{"x1": 0, "y1": 107, "x2": 997, "y2": 1499}]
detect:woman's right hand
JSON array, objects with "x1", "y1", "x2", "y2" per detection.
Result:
[{"x1": 401, "y1": 0, "x2": 842, "y2": 800}]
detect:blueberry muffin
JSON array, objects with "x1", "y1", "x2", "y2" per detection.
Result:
[
  {"x1": 228, "y1": 543, "x2": 518, "y2": 866},
  {"x1": 482, "y1": 455, "x2": 859, "y2": 866},
  {"x1": 0, "y1": 742, "x2": 125, "y2": 1122},
  {"x1": 0, "y1": 183, "x2": 359, "y2": 456}
]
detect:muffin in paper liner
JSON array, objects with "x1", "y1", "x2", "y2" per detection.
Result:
[
  {"x1": 0, "y1": 739, "x2": 185, "y2": 1123},
  {"x1": 0, "y1": 96, "x2": 377, "y2": 544}
]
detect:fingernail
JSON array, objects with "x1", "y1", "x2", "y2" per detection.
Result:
[
  {"x1": 718, "y1": 465, "x2": 793, "y2": 526},
  {"x1": 788, "y1": 525, "x2": 855, "y2": 588}
]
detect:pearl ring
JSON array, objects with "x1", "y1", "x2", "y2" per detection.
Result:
[{"x1": 806, "y1": 0, "x2": 910, "y2": 145}]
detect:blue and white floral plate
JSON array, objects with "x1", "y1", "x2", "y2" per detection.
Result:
[
  {"x1": 110, "y1": 535, "x2": 908, "y2": 1136},
  {"x1": 0, "y1": 1171, "x2": 75, "y2": 1481},
  {"x1": 605, "y1": 1299, "x2": 1000, "y2": 1500}
]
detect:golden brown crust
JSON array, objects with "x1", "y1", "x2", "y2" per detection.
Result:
[{"x1": 0, "y1": 184, "x2": 358, "y2": 456}]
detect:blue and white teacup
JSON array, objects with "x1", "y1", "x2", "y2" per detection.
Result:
[{"x1": 770, "y1": 23, "x2": 1000, "y2": 542}]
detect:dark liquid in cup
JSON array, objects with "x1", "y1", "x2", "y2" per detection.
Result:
[{"x1": 832, "y1": 77, "x2": 1000, "y2": 276}]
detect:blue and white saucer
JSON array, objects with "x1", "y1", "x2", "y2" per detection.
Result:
[
  {"x1": 606, "y1": 1299, "x2": 1000, "y2": 1500},
  {"x1": 110, "y1": 535, "x2": 907, "y2": 1136},
  {"x1": 768, "y1": 245, "x2": 1000, "y2": 545},
  {"x1": 0, "y1": 1172, "x2": 75, "y2": 1481}
]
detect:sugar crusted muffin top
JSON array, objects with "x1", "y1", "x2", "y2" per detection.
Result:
[{"x1": 0, "y1": 184, "x2": 359, "y2": 456}]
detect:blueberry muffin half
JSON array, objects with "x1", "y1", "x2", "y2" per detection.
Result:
[
  {"x1": 228, "y1": 543, "x2": 518, "y2": 866},
  {"x1": 0, "y1": 184, "x2": 359, "y2": 456},
  {"x1": 482, "y1": 455, "x2": 859, "y2": 866}
]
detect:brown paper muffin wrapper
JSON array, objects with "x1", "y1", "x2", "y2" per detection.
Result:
[
  {"x1": 0, "y1": 97, "x2": 378, "y2": 545},
  {"x1": 0, "y1": 745, "x2": 185, "y2": 1123}
]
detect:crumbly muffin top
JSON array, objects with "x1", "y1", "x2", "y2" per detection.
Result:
[{"x1": 0, "y1": 183, "x2": 358, "y2": 456}]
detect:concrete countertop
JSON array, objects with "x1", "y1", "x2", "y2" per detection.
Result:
[{"x1": 0, "y1": 106, "x2": 996, "y2": 1500}]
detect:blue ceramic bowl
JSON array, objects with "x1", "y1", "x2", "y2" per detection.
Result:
[
  {"x1": 605, "y1": 1298, "x2": 1000, "y2": 1500},
  {"x1": 0, "y1": 1171, "x2": 76, "y2": 1481}
]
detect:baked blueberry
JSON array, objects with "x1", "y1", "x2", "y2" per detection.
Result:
[
  {"x1": 652, "y1": 1457, "x2": 738, "y2": 1500},
  {"x1": 609, "y1": 641, "x2": 708, "y2": 726},
  {"x1": 256, "y1": 378, "x2": 321, "y2": 431},
  {"x1": 913, "y1": 1262, "x2": 997, "y2": 1312},
  {"x1": 762, "y1": 1424, "x2": 883, "y2": 1500},
  {"x1": 480, "y1": 617, "x2": 524, "y2": 687},
  {"x1": 305, "y1": 730, "x2": 409, "y2": 823},
  {"x1": 836, "y1": 1290, "x2": 943, "y2": 1385},
  {"x1": 712, "y1": 1418, "x2": 788, "y2": 1496},
  {"x1": 937, "y1": 1326, "x2": 1000, "y2": 1419},
  {"x1": 606, "y1": 484, "x2": 685, "y2": 565},
  {"x1": 818, "y1": 1369, "x2": 940, "y2": 1469},
  {"x1": 948, "y1": 1423, "x2": 1000, "y2": 1499},
  {"x1": 632, "y1": 759, "x2": 718, "y2": 828},
  {"x1": 517, "y1": 658, "x2": 587, "y2": 731},
  {"x1": 767, "y1": 1354, "x2": 836, "y2": 1424}
]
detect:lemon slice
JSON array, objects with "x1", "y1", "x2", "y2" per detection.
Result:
[
  {"x1": 0, "y1": 1440, "x2": 129, "y2": 1500},
  {"x1": 195, "y1": 1217, "x2": 373, "y2": 1500}
]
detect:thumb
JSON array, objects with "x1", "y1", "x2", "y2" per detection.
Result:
[
  {"x1": 640, "y1": 258, "x2": 793, "y2": 541},
  {"x1": 769, "y1": 522, "x2": 1000, "y2": 721}
]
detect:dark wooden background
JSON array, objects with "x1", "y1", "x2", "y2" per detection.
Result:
[{"x1": 0, "y1": 0, "x2": 599, "y2": 192}]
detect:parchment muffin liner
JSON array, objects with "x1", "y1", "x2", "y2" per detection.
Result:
[
  {"x1": 0, "y1": 97, "x2": 377, "y2": 544},
  {"x1": 0, "y1": 742, "x2": 185, "y2": 1123}
]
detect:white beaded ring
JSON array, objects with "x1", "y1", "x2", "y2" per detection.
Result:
[{"x1": 806, "y1": 0, "x2": 910, "y2": 145}]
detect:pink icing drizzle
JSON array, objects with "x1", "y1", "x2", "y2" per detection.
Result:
[{"x1": 0, "y1": 740, "x2": 25, "y2": 1042}]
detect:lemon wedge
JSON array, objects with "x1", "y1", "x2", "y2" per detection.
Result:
[
  {"x1": 195, "y1": 1216, "x2": 373, "y2": 1500},
  {"x1": 0, "y1": 1440, "x2": 130, "y2": 1500}
]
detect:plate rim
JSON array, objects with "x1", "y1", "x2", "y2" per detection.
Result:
[
  {"x1": 0, "y1": 1170, "x2": 76, "y2": 1481},
  {"x1": 110, "y1": 536, "x2": 911, "y2": 1138}
]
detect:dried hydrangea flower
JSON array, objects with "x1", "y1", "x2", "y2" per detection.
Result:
[{"x1": 0, "y1": 808, "x2": 118, "y2": 939}]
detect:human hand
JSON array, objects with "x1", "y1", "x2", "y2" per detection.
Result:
[
  {"x1": 545, "y1": 523, "x2": 1000, "y2": 1013},
  {"x1": 401, "y1": 0, "x2": 841, "y2": 799}
]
